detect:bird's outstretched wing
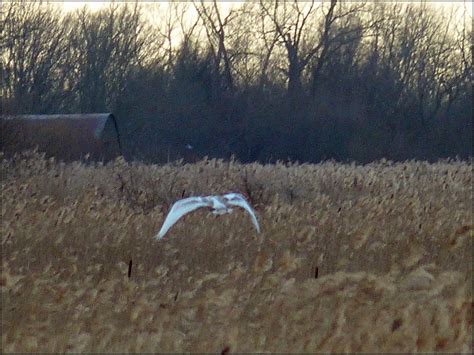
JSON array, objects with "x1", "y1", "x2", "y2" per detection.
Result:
[
  {"x1": 155, "y1": 197, "x2": 210, "y2": 239},
  {"x1": 223, "y1": 193, "x2": 260, "y2": 233}
]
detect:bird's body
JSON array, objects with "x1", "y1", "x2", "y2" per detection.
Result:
[{"x1": 155, "y1": 193, "x2": 260, "y2": 240}]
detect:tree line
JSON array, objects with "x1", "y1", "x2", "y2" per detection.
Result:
[{"x1": 1, "y1": 1, "x2": 472, "y2": 163}]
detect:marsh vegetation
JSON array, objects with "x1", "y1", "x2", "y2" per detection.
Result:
[{"x1": 2, "y1": 152, "x2": 472, "y2": 352}]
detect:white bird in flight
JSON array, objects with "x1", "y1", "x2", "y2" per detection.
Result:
[{"x1": 155, "y1": 193, "x2": 260, "y2": 240}]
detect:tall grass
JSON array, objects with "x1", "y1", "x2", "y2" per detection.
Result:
[{"x1": 1, "y1": 151, "x2": 472, "y2": 352}]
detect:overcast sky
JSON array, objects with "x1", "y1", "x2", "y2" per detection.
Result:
[{"x1": 59, "y1": 1, "x2": 473, "y2": 16}]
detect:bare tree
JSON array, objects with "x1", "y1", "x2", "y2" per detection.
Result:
[
  {"x1": 310, "y1": 2, "x2": 369, "y2": 95},
  {"x1": 149, "y1": 2, "x2": 200, "y2": 73},
  {"x1": 259, "y1": 0, "x2": 321, "y2": 101},
  {"x1": 241, "y1": 1, "x2": 281, "y2": 91},
  {"x1": 69, "y1": 2, "x2": 151, "y2": 112},
  {"x1": 1, "y1": 1, "x2": 70, "y2": 113},
  {"x1": 365, "y1": 3, "x2": 471, "y2": 126},
  {"x1": 415, "y1": 5, "x2": 472, "y2": 122},
  {"x1": 193, "y1": 0, "x2": 239, "y2": 93},
  {"x1": 258, "y1": 0, "x2": 367, "y2": 103}
]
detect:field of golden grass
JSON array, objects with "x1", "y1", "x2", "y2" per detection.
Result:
[{"x1": 1, "y1": 151, "x2": 472, "y2": 352}]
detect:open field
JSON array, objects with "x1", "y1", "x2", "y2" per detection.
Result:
[{"x1": 1, "y1": 151, "x2": 472, "y2": 352}]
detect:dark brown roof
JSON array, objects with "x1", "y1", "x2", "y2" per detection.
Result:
[{"x1": 1, "y1": 113, "x2": 122, "y2": 161}]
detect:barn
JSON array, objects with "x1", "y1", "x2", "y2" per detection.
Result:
[{"x1": 1, "y1": 113, "x2": 122, "y2": 161}]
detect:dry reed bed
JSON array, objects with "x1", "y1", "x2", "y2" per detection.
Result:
[{"x1": 1, "y1": 151, "x2": 472, "y2": 352}]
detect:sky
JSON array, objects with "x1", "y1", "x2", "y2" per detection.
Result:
[
  {"x1": 60, "y1": 1, "x2": 108, "y2": 12},
  {"x1": 59, "y1": 1, "x2": 473, "y2": 16},
  {"x1": 60, "y1": 1, "x2": 236, "y2": 13},
  {"x1": 57, "y1": 0, "x2": 473, "y2": 36}
]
